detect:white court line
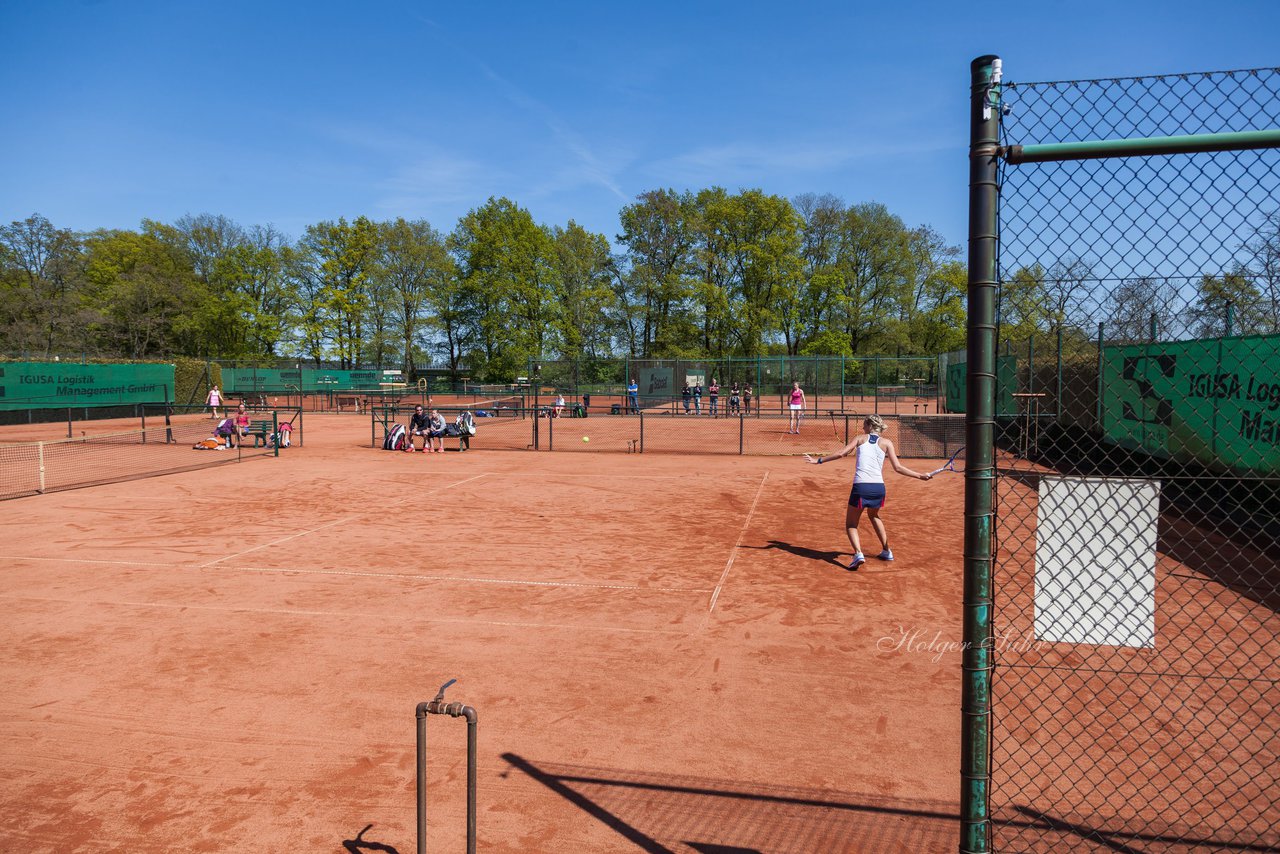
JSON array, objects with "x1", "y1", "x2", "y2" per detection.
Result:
[
  {"x1": 0, "y1": 593, "x2": 690, "y2": 635},
  {"x1": 201, "y1": 472, "x2": 491, "y2": 567},
  {"x1": 707, "y1": 471, "x2": 769, "y2": 614},
  {"x1": 3, "y1": 554, "x2": 711, "y2": 594},
  {"x1": 486, "y1": 473, "x2": 760, "y2": 480}
]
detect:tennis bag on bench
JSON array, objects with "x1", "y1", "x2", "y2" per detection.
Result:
[{"x1": 383, "y1": 424, "x2": 407, "y2": 450}]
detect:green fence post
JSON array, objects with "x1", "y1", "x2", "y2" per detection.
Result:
[
  {"x1": 1096, "y1": 322, "x2": 1105, "y2": 430},
  {"x1": 1056, "y1": 327, "x2": 1063, "y2": 426},
  {"x1": 961, "y1": 53, "x2": 1001, "y2": 854},
  {"x1": 273, "y1": 411, "x2": 279, "y2": 458}
]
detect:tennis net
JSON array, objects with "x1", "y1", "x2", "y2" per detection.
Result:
[
  {"x1": 0, "y1": 419, "x2": 273, "y2": 500},
  {"x1": 894, "y1": 414, "x2": 965, "y2": 459}
]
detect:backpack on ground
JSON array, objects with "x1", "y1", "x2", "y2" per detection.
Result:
[
  {"x1": 383, "y1": 423, "x2": 407, "y2": 450},
  {"x1": 457, "y1": 411, "x2": 477, "y2": 436}
]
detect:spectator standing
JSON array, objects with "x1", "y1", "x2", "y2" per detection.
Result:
[
  {"x1": 682, "y1": 382, "x2": 693, "y2": 414},
  {"x1": 693, "y1": 382, "x2": 703, "y2": 415},
  {"x1": 787, "y1": 381, "x2": 806, "y2": 434},
  {"x1": 627, "y1": 378, "x2": 639, "y2": 414},
  {"x1": 206, "y1": 385, "x2": 223, "y2": 419},
  {"x1": 708, "y1": 379, "x2": 720, "y2": 417},
  {"x1": 743, "y1": 384, "x2": 754, "y2": 415}
]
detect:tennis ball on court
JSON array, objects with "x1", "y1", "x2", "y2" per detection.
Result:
[{"x1": 582, "y1": 436, "x2": 590, "y2": 443}]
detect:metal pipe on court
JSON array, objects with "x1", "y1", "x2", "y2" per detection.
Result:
[{"x1": 416, "y1": 680, "x2": 478, "y2": 854}]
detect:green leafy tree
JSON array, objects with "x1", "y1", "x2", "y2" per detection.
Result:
[
  {"x1": 550, "y1": 220, "x2": 617, "y2": 366},
  {"x1": 1194, "y1": 268, "x2": 1266, "y2": 337},
  {"x1": 290, "y1": 217, "x2": 378, "y2": 368},
  {"x1": 373, "y1": 218, "x2": 453, "y2": 374},
  {"x1": 81, "y1": 228, "x2": 199, "y2": 357},
  {"x1": 219, "y1": 225, "x2": 294, "y2": 356},
  {"x1": 0, "y1": 214, "x2": 84, "y2": 355},
  {"x1": 450, "y1": 198, "x2": 559, "y2": 381},
  {"x1": 616, "y1": 189, "x2": 697, "y2": 357}
]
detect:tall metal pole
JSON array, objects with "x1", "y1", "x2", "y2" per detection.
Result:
[{"x1": 961, "y1": 53, "x2": 1000, "y2": 854}]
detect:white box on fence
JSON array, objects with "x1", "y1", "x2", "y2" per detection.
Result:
[{"x1": 1034, "y1": 476, "x2": 1160, "y2": 648}]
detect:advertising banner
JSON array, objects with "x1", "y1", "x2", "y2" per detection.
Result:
[{"x1": 0, "y1": 362, "x2": 175, "y2": 410}]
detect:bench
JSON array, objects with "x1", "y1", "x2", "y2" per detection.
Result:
[
  {"x1": 407, "y1": 430, "x2": 471, "y2": 452},
  {"x1": 243, "y1": 419, "x2": 277, "y2": 447},
  {"x1": 336, "y1": 395, "x2": 364, "y2": 413}
]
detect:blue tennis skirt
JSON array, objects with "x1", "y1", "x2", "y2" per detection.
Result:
[{"x1": 848, "y1": 482, "x2": 887, "y2": 509}]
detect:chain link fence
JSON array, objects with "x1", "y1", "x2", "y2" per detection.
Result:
[{"x1": 978, "y1": 64, "x2": 1280, "y2": 851}]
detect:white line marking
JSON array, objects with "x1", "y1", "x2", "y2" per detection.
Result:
[
  {"x1": 200, "y1": 472, "x2": 491, "y2": 566},
  {"x1": 0, "y1": 593, "x2": 689, "y2": 635},
  {"x1": 707, "y1": 471, "x2": 768, "y2": 614},
  {"x1": 2, "y1": 554, "x2": 711, "y2": 593}
]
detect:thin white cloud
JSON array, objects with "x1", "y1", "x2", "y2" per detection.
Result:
[
  {"x1": 647, "y1": 138, "x2": 952, "y2": 187},
  {"x1": 375, "y1": 152, "x2": 501, "y2": 212},
  {"x1": 476, "y1": 61, "x2": 629, "y2": 201}
]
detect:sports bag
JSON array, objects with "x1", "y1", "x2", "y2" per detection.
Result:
[{"x1": 383, "y1": 424, "x2": 407, "y2": 450}]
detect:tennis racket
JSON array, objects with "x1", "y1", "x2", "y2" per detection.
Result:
[{"x1": 927, "y1": 446, "x2": 965, "y2": 476}]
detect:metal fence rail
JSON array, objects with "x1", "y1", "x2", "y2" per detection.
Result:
[{"x1": 370, "y1": 405, "x2": 962, "y2": 459}]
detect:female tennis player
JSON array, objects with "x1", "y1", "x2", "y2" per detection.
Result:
[
  {"x1": 787, "y1": 381, "x2": 805, "y2": 433},
  {"x1": 804, "y1": 414, "x2": 932, "y2": 569}
]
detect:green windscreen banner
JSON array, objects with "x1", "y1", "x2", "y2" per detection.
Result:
[
  {"x1": 942, "y1": 352, "x2": 1017, "y2": 415},
  {"x1": 225, "y1": 367, "x2": 384, "y2": 392},
  {"x1": 0, "y1": 362, "x2": 174, "y2": 410},
  {"x1": 1101, "y1": 333, "x2": 1280, "y2": 474}
]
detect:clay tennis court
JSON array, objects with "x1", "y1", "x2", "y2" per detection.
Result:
[{"x1": 1, "y1": 413, "x2": 965, "y2": 852}]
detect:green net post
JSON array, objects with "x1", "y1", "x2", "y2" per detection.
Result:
[{"x1": 164, "y1": 384, "x2": 174, "y2": 444}]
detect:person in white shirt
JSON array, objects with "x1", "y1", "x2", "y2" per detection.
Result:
[{"x1": 804, "y1": 414, "x2": 932, "y2": 569}]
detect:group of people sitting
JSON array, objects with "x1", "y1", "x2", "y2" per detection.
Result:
[
  {"x1": 213, "y1": 404, "x2": 253, "y2": 448},
  {"x1": 407, "y1": 405, "x2": 448, "y2": 452}
]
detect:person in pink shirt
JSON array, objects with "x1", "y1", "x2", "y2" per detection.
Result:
[
  {"x1": 232, "y1": 403, "x2": 252, "y2": 447},
  {"x1": 205, "y1": 385, "x2": 223, "y2": 419},
  {"x1": 787, "y1": 381, "x2": 805, "y2": 434}
]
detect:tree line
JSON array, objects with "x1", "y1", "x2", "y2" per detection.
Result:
[{"x1": 2, "y1": 195, "x2": 1275, "y2": 382}]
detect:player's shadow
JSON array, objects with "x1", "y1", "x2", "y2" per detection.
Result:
[
  {"x1": 743, "y1": 539, "x2": 845, "y2": 567},
  {"x1": 342, "y1": 824, "x2": 400, "y2": 854}
]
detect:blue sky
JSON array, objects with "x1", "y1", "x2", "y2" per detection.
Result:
[{"x1": 1, "y1": 0, "x2": 1277, "y2": 251}]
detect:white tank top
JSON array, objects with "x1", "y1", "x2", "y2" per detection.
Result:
[{"x1": 853, "y1": 434, "x2": 886, "y2": 484}]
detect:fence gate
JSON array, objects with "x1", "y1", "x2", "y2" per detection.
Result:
[{"x1": 963, "y1": 58, "x2": 1280, "y2": 851}]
